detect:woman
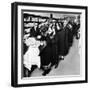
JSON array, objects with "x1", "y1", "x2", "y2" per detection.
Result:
[
  {"x1": 39, "y1": 24, "x2": 54, "y2": 76},
  {"x1": 39, "y1": 36, "x2": 52, "y2": 76},
  {"x1": 49, "y1": 24, "x2": 58, "y2": 68},
  {"x1": 23, "y1": 37, "x2": 41, "y2": 77}
]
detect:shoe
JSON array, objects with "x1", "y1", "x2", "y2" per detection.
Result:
[
  {"x1": 55, "y1": 63, "x2": 59, "y2": 68},
  {"x1": 59, "y1": 56, "x2": 64, "y2": 60},
  {"x1": 42, "y1": 68, "x2": 51, "y2": 76}
]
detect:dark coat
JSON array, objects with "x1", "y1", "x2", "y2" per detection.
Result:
[
  {"x1": 23, "y1": 43, "x2": 29, "y2": 55},
  {"x1": 50, "y1": 35, "x2": 58, "y2": 64},
  {"x1": 56, "y1": 29, "x2": 69, "y2": 56},
  {"x1": 39, "y1": 34, "x2": 58, "y2": 66},
  {"x1": 39, "y1": 42, "x2": 52, "y2": 66}
]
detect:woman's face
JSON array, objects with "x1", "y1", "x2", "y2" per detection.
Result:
[{"x1": 64, "y1": 20, "x2": 68, "y2": 27}]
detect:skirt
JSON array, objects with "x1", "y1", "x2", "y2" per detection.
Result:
[{"x1": 24, "y1": 46, "x2": 40, "y2": 71}]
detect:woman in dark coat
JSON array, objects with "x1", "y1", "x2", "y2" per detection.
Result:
[
  {"x1": 37, "y1": 24, "x2": 53, "y2": 75},
  {"x1": 41, "y1": 24, "x2": 58, "y2": 69},
  {"x1": 39, "y1": 35, "x2": 52, "y2": 75},
  {"x1": 50, "y1": 36, "x2": 58, "y2": 67},
  {"x1": 56, "y1": 22, "x2": 69, "y2": 57}
]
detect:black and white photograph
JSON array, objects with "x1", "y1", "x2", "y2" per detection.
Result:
[
  {"x1": 11, "y1": 2, "x2": 88, "y2": 87},
  {"x1": 22, "y1": 11, "x2": 81, "y2": 77}
]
